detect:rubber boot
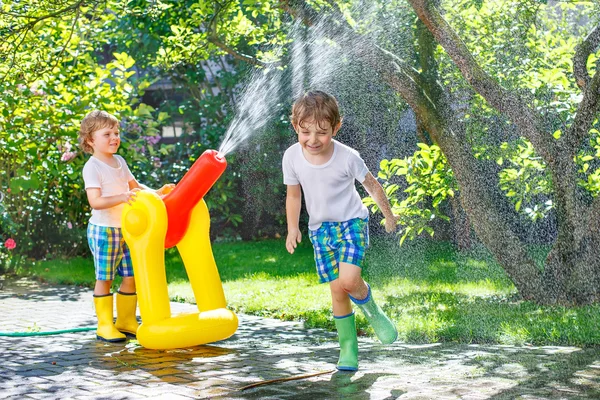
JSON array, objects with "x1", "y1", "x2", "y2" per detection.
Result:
[
  {"x1": 349, "y1": 284, "x2": 397, "y2": 344},
  {"x1": 334, "y1": 312, "x2": 359, "y2": 371},
  {"x1": 93, "y1": 294, "x2": 126, "y2": 342},
  {"x1": 114, "y1": 291, "x2": 139, "y2": 337}
]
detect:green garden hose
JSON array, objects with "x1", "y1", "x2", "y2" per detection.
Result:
[{"x1": 0, "y1": 327, "x2": 96, "y2": 337}]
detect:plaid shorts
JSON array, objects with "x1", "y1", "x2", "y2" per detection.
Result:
[
  {"x1": 308, "y1": 217, "x2": 369, "y2": 283},
  {"x1": 87, "y1": 223, "x2": 134, "y2": 281}
]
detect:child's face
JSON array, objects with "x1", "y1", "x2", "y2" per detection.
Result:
[
  {"x1": 89, "y1": 125, "x2": 120, "y2": 156},
  {"x1": 294, "y1": 119, "x2": 340, "y2": 157}
]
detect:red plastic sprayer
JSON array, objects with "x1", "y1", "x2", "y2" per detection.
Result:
[{"x1": 162, "y1": 150, "x2": 227, "y2": 248}]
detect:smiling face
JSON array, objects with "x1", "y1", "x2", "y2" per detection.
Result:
[
  {"x1": 294, "y1": 118, "x2": 341, "y2": 161},
  {"x1": 89, "y1": 125, "x2": 120, "y2": 157}
]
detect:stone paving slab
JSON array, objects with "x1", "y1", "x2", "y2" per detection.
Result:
[{"x1": 1, "y1": 277, "x2": 600, "y2": 399}]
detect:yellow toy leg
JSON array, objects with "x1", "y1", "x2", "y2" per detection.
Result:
[
  {"x1": 122, "y1": 191, "x2": 171, "y2": 326},
  {"x1": 178, "y1": 200, "x2": 228, "y2": 311}
]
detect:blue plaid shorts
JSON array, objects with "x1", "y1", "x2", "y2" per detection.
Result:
[
  {"x1": 308, "y1": 217, "x2": 369, "y2": 283},
  {"x1": 87, "y1": 223, "x2": 134, "y2": 281}
]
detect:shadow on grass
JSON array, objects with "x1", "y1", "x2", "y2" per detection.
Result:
[{"x1": 378, "y1": 289, "x2": 600, "y2": 346}]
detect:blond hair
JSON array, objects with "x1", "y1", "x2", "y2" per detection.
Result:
[
  {"x1": 78, "y1": 110, "x2": 119, "y2": 154},
  {"x1": 291, "y1": 90, "x2": 342, "y2": 130}
]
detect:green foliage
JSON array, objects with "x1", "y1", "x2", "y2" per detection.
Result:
[
  {"x1": 365, "y1": 143, "x2": 457, "y2": 244},
  {"x1": 0, "y1": 198, "x2": 19, "y2": 273},
  {"x1": 113, "y1": 0, "x2": 288, "y2": 69},
  {"x1": 375, "y1": 0, "x2": 600, "y2": 237},
  {"x1": 438, "y1": 0, "x2": 597, "y2": 143},
  {"x1": 0, "y1": 5, "x2": 166, "y2": 259},
  {"x1": 103, "y1": 2, "x2": 290, "y2": 239},
  {"x1": 497, "y1": 139, "x2": 552, "y2": 221},
  {"x1": 0, "y1": 0, "x2": 290, "y2": 252},
  {"x1": 1, "y1": 0, "x2": 598, "y2": 258}
]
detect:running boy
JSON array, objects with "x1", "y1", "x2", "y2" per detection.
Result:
[
  {"x1": 283, "y1": 91, "x2": 398, "y2": 371},
  {"x1": 78, "y1": 110, "x2": 173, "y2": 342}
]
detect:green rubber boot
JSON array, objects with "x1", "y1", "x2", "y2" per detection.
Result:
[
  {"x1": 334, "y1": 312, "x2": 359, "y2": 371},
  {"x1": 350, "y1": 284, "x2": 397, "y2": 345}
]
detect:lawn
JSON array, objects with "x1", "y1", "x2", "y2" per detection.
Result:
[{"x1": 23, "y1": 236, "x2": 600, "y2": 346}]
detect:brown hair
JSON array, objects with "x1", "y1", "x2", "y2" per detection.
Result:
[
  {"x1": 291, "y1": 90, "x2": 342, "y2": 130},
  {"x1": 78, "y1": 110, "x2": 119, "y2": 154}
]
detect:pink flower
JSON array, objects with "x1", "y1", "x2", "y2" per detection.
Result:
[
  {"x1": 4, "y1": 238, "x2": 16, "y2": 250},
  {"x1": 67, "y1": 222, "x2": 73, "y2": 229},
  {"x1": 61, "y1": 151, "x2": 77, "y2": 162},
  {"x1": 57, "y1": 142, "x2": 72, "y2": 152}
]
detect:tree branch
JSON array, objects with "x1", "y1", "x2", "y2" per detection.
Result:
[
  {"x1": 565, "y1": 58, "x2": 600, "y2": 157},
  {"x1": 0, "y1": 0, "x2": 89, "y2": 23},
  {"x1": 207, "y1": 35, "x2": 279, "y2": 68},
  {"x1": 201, "y1": 0, "x2": 279, "y2": 67},
  {"x1": 0, "y1": 0, "x2": 91, "y2": 84},
  {"x1": 573, "y1": 24, "x2": 600, "y2": 90},
  {"x1": 281, "y1": 0, "x2": 427, "y2": 104},
  {"x1": 406, "y1": 0, "x2": 557, "y2": 164},
  {"x1": 588, "y1": 195, "x2": 600, "y2": 236},
  {"x1": 564, "y1": 24, "x2": 600, "y2": 157}
]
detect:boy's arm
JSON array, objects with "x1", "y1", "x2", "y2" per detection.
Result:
[
  {"x1": 286, "y1": 184, "x2": 302, "y2": 254},
  {"x1": 86, "y1": 188, "x2": 137, "y2": 210},
  {"x1": 361, "y1": 172, "x2": 398, "y2": 233}
]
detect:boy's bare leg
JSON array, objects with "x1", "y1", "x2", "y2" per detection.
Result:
[
  {"x1": 329, "y1": 278, "x2": 352, "y2": 315},
  {"x1": 119, "y1": 277, "x2": 136, "y2": 294},
  {"x1": 338, "y1": 262, "x2": 369, "y2": 300},
  {"x1": 94, "y1": 280, "x2": 112, "y2": 296}
]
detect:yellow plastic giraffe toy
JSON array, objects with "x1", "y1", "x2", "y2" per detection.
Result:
[{"x1": 121, "y1": 150, "x2": 238, "y2": 349}]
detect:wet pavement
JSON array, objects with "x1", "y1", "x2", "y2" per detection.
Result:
[{"x1": 2, "y1": 277, "x2": 600, "y2": 399}]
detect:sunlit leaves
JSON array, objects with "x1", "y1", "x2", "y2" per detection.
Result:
[
  {"x1": 497, "y1": 139, "x2": 552, "y2": 221},
  {"x1": 0, "y1": 2, "x2": 164, "y2": 256},
  {"x1": 441, "y1": 0, "x2": 594, "y2": 120},
  {"x1": 366, "y1": 143, "x2": 457, "y2": 245},
  {"x1": 144, "y1": 0, "x2": 287, "y2": 69}
]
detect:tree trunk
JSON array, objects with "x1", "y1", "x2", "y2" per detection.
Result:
[
  {"x1": 416, "y1": 10, "x2": 471, "y2": 250},
  {"x1": 449, "y1": 193, "x2": 470, "y2": 251}
]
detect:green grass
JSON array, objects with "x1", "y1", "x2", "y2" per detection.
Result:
[{"x1": 21, "y1": 237, "x2": 600, "y2": 346}]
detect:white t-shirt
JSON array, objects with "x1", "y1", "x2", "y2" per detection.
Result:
[
  {"x1": 282, "y1": 140, "x2": 370, "y2": 231},
  {"x1": 82, "y1": 155, "x2": 134, "y2": 227}
]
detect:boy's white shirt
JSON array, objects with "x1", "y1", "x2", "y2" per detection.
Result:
[
  {"x1": 282, "y1": 139, "x2": 369, "y2": 231},
  {"x1": 82, "y1": 155, "x2": 134, "y2": 227}
]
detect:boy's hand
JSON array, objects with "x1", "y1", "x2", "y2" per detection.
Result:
[
  {"x1": 156, "y1": 183, "x2": 176, "y2": 196},
  {"x1": 286, "y1": 230, "x2": 302, "y2": 254},
  {"x1": 384, "y1": 215, "x2": 400, "y2": 233},
  {"x1": 122, "y1": 189, "x2": 139, "y2": 205}
]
